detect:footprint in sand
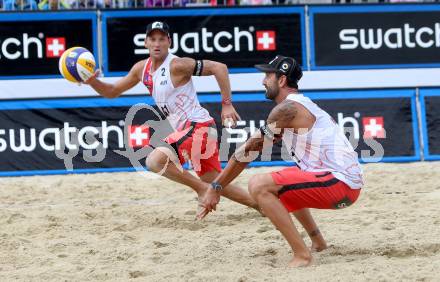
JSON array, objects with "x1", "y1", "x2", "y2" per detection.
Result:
[
  {"x1": 6, "y1": 213, "x2": 26, "y2": 224},
  {"x1": 153, "y1": 241, "x2": 169, "y2": 248},
  {"x1": 129, "y1": 271, "x2": 147, "y2": 278},
  {"x1": 250, "y1": 247, "x2": 277, "y2": 258},
  {"x1": 256, "y1": 225, "x2": 272, "y2": 233}
]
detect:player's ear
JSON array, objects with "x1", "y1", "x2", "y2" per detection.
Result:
[
  {"x1": 278, "y1": 75, "x2": 288, "y2": 88},
  {"x1": 144, "y1": 36, "x2": 149, "y2": 49}
]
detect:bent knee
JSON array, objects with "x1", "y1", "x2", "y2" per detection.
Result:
[
  {"x1": 146, "y1": 148, "x2": 173, "y2": 173},
  {"x1": 248, "y1": 174, "x2": 269, "y2": 197},
  {"x1": 248, "y1": 173, "x2": 280, "y2": 199}
]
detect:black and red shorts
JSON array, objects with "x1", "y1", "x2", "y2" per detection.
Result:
[
  {"x1": 271, "y1": 167, "x2": 361, "y2": 212},
  {"x1": 164, "y1": 119, "x2": 221, "y2": 177}
]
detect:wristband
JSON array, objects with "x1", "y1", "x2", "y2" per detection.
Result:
[{"x1": 221, "y1": 98, "x2": 232, "y2": 106}]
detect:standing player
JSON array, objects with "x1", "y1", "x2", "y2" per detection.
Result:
[
  {"x1": 198, "y1": 55, "x2": 363, "y2": 267},
  {"x1": 85, "y1": 21, "x2": 257, "y2": 210}
]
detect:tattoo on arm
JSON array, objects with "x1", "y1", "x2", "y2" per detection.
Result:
[
  {"x1": 233, "y1": 137, "x2": 263, "y2": 162},
  {"x1": 265, "y1": 100, "x2": 298, "y2": 142},
  {"x1": 245, "y1": 136, "x2": 264, "y2": 152},
  {"x1": 267, "y1": 100, "x2": 298, "y2": 127},
  {"x1": 232, "y1": 100, "x2": 298, "y2": 163}
]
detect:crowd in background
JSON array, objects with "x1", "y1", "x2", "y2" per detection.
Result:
[{"x1": 0, "y1": 0, "x2": 437, "y2": 11}]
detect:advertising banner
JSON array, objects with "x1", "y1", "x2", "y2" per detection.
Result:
[
  {"x1": 420, "y1": 89, "x2": 440, "y2": 160},
  {"x1": 310, "y1": 5, "x2": 440, "y2": 69},
  {"x1": 0, "y1": 102, "x2": 159, "y2": 173},
  {"x1": 102, "y1": 7, "x2": 306, "y2": 75},
  {"x1": 218, "y1": 91, "x2": 419, "y2": 163},
  {"x1": 0, "y1": 90, "x2": 419, "y2": 176},
  {"x1": 0, "y1": 97, "x2": 279, "y2": 175},
  {"x1": 311, "y1": 92, "x2": 419, "y2": 161},
  {"x1": 0, "y1": 12, "x2": 97, "y2": 78}
]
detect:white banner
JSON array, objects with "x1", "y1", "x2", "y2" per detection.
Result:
[{"x1": 1, "y1": 68, "x2": 440, "y2": 100}]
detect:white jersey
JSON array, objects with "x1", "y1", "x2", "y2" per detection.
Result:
[
  {"x1": 282, "y1": 94, "x2": 363, "y2": 189},
  {"x1": 142, "y1": 53, "x2": 212, "y2": 130}
]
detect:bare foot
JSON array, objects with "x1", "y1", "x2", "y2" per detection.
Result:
[
  {"x1": 288, "y1": 255, "x2": 314, "y2": 267},
  {"x1": 311, "y1": 241, "x2": 328, "y2": 252}
]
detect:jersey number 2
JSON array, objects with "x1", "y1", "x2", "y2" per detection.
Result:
[{"x1": 160, "y1": 105, "x2": 170, "y2": 117}]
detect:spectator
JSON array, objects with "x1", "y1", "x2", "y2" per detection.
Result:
[
  {"x1": 240, "y1": 0, "x2": 271, "y2": 5},
  {"x1": 182, "y1": 0, "x2": 208, "y2": 6},
  {"x1": 3, "y1": 0, "x2": 37, "y2": 10},
  {"x1": 389, "y1": 0, "x2": 422, "y2": 2},
  {"x1": 96, "y1": 0, "x2": 130, "y2": 8},
  {"x1": 38, "y1": 0, "x2": 71, "y2": 9},
  {"x1": 96, "y1": 0, "x2": 112, "y2": 8},
  {"x1": 75, "y1": 0, "x2": 99, "y2": 8},
  {"x1": 210, "y1": 0, "x2": 235, "y2": 5},
  {"x1": 145, "y1": 0, "x2": 173, "y2": 7},
  {"x1": 173, "y1": 0, "x2": 190, "y2": 7}
]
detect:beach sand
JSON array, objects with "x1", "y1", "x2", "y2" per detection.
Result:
[{"x1": 1, "y1": 162, "x2": 439, "y2": 281}]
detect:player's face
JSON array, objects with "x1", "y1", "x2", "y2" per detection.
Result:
[
  {"x1": 145, "y1": 30, "x2": 171, "y2": 60},
  {"x1": 263, "y1": 72, "x2": 279, "y2": 100}
]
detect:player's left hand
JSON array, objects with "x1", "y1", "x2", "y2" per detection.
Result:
[
  {"x1": 221, "y1": 104, "x2": 241, "y2": 128},
  {"x1": 197, "y1": 187, "x2": 221, "y2": 220}
]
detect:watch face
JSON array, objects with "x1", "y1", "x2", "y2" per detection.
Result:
[{"x1": 212, "y1": 182, "x2": 222, "y2": 191}]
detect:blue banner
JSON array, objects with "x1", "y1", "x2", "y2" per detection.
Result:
[{"x1": 420, "y1": 89, "x2": 440, "y2": 160}]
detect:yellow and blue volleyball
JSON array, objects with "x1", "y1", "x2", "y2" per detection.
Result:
[{"x1": 58, "y1": 47, "x2": 96, "y2": 83}]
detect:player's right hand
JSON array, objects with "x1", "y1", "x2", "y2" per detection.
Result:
[
  {"x1": 197, "y1": 187, "x2": 220, "y2": 220},
  {"x1": 221, "y1": 104, "x2": 241, "y2": 128},
  {"x1": 83, "y1": 69, "x2": 100, "y2": 84}
]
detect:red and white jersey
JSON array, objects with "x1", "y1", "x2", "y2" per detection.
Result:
[
  {"x1": 142, "y1": 53, "x2": 212, "y2": 130},
  {"x1": 282, "y1": 94, "x2": 363, "y2": 189}
]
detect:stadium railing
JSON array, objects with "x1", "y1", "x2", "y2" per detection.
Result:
[{"x1": 1, "y1": 0, "x2": 439, "y2": 11}]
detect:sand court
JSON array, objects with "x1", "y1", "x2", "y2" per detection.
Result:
[{"x1": 1, "y1": 162, "x2": 439, "y2": 281}]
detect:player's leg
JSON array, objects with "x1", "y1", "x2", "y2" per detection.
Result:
[
  {"x1": 199, "y1": 170, "x2": 258, "y2": 210},
  {"x1": 146, "y1": 146, "x2": 206, "y2": 198},
  {"x1": 248, "y1": 173, "x2": 313, "y2": 267},
  {"x1": 292, "y1": 208, "x2": 328, "y2": 252},
  {"x1": 193, "y1": 125, "x2": 259, "y2": 210},
  {"x1": 271, "y1": 167, "x2": 360, "y2": 257}
]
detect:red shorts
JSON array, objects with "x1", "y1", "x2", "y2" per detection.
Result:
[
  {"x1": 164, "y1": 120, "x2": 221, "y2": 177},
  {"x1": 271, "y1": 167, "x2": 361, "y2": 212}
]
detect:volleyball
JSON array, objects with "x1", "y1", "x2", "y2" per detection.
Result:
[{"x1": 58, "y1": 47, "x2": 96, "y2": 83}]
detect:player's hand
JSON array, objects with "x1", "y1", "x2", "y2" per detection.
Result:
[
  {"x1": 83, "y1": 69, "x2": 100, "y2": 85},
  {"x1": 221, "y1": 104, "x2": 241, "y2": 128},
  {"x1": 197, "y1": 187, "x2": 220, "y2": 220}
]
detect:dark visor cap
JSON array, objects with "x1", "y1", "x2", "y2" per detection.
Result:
[
  {"x1": 255, "y1": 55, "x2": 303, "y2": 85},
  {"x1": 146, "y1": 21, "x2": 170, "y2": 37}
]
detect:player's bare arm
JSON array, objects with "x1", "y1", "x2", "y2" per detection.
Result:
[
  {"x1": 171, "y1": 57, "x2": 240, "y2": 126},
  {"x1": 84, "y1": 60, "x2": 145, "y2": 99},
  {"x1": 197, "y1": 100, "x2": 299, "y2": 218},
  {"x1": 226, "y1": 99, "x2": 300, "y2": 179}
]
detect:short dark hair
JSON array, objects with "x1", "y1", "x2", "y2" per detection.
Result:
[{"x1": 275, "y1": 72, "x2": 298, "y2": 89}]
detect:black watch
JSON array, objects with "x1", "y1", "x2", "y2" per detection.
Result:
[{"x1": 210, "y1": 181, "x2": 223, "y2": 191}]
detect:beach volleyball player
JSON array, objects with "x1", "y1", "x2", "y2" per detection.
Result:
[
  {"x1": 83, "y1": 21, "x2": 258, "y2": 210},
  {"x1": 198, "y1": 55, "x2": 363, "y2": 267}
]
